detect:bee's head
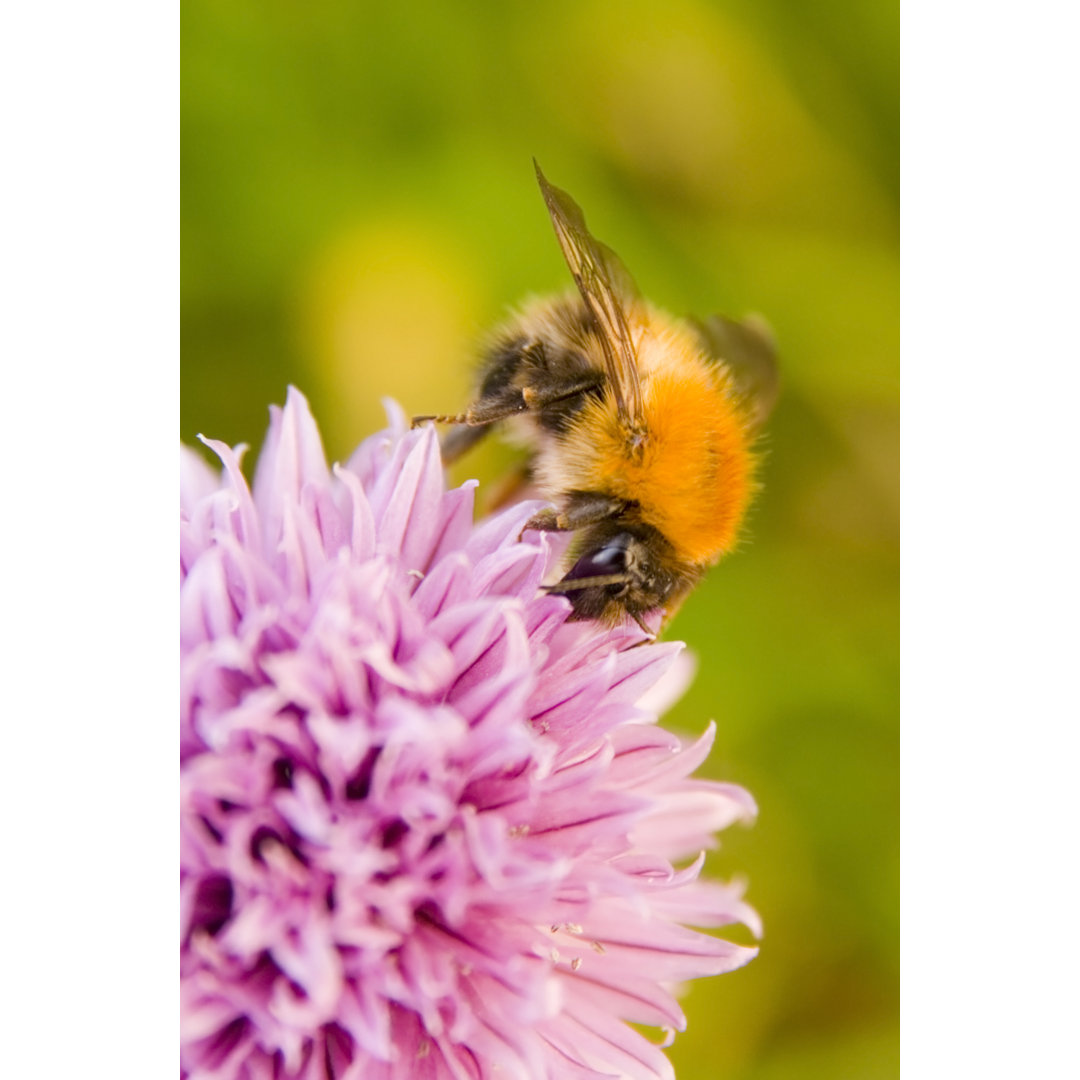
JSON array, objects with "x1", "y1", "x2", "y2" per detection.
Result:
[{"x1": 548, "y1": 524, "x2": 694, "y2": 627}]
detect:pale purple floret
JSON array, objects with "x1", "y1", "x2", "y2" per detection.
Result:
[{"x1": 180, "y1": 388, "x2": 759, "y2": 1080}]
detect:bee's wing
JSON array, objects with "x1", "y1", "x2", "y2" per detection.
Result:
[
  {"x1": 691, "y1": 312, "x2": 780, "y2": 430},
  {"x1": 534, "y1": 161, "x2": 646, "y2": 430}
]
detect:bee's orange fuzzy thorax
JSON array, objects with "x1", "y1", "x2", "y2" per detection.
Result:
[{"x1": 557, "y1": 330, "x2": 756, "y2": 567}]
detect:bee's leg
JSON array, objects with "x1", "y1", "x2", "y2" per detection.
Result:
[
  {"x1": 623, "y1": 603, "x2": 677, "y2": 647},
  {"x1": 627, "y1": 611, "x2": 658, "y2": 641},
  {"x1": 519, "y1": 490, "x2": 628, "y2": 538},
  {"x1": 522, "y1": 375, "x2": 604, "y2": 411},
  {"x1": 411, "y1": 391, "x2": 528, "y2": 464},
  {"x1": 626, "y1": 584, "x2": 693, "y2": 645},
  {"x1": 411, "y1": 339, "x2": 545, "y2": 437},
  {"x1": 414, "y1": 373, "x2": 604, "y2": 465},
  {"x1": 420, "y1": 371, "x2": 602, "y2": 428}
]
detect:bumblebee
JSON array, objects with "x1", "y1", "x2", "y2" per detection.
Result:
[{"x1": 413, "y1": 162, "x2": 777, "y2": 635}]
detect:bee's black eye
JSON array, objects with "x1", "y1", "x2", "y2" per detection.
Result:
[{"x1": 563, "y1": 535, "x2": 631, "y2": 587}]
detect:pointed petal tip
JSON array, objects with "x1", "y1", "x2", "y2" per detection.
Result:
[
  {"x1": 380, "y1": 397, "x2": 408, "y2": 436},
  {"x1": 284, "y1": 384, "x2": 309, "y2": 408}
]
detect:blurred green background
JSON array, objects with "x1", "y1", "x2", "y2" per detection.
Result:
[{"x1": 182, "y1": 1, "x2": 898, "y2": 1077}]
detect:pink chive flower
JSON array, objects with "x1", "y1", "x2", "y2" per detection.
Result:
[{"x1": 180, "y1": 387, "x2": 760, "y2": 1080}]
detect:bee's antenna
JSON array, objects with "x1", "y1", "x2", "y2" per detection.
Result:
[
  {"x1": 544, "y1": 574, "x2": 629, "y2": 593},
  {"x1": 410, "y1": 413, "x2": 468, "y2": 429}
]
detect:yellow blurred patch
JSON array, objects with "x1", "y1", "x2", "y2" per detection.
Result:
[{"x1": 297, "y1": 220, "x2": 481, "y2": 457}]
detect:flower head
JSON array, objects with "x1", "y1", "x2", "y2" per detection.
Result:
[{"x1": 180, "y1": 388, "x2": 759, "y2": 1080}]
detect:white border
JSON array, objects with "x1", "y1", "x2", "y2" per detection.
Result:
[
  {"x1": 903, "y1": 2, "x2": 1078, "y2": 1076},
  {"x1": 2, "y1": 4, "x2": 177, "y2": 1076}
]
